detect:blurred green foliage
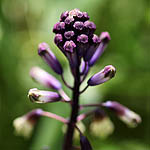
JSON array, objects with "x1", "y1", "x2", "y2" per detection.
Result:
[{"x1": 0, "y1": 0, "x2": 150, "y2": 150}]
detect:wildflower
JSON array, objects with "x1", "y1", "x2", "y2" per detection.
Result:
[
  {"x1": 88, "y1": 65, "x2": 116, "y2": 86},
  {"x1": 30, "y1": 66, "x2": 61, "y2": 90},
  {"x1": 102, "y1": 101, "x2": 142, "y2": 127},
  {"x1": 13, "y1": 109, "x2": 43, "y2": 138},
  {"x1": 28, "y1": 88, "x2": 61, "y2": 103},
  {"x1": 38, "y1": 42, "x2": 63, "y2": 75}
]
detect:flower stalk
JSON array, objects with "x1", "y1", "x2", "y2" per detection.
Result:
[{"x1": 13, "y1": 8, "x2": 141, "y2": 150}]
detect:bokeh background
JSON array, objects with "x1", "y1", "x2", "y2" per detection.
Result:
[{"x1": 0, "y1": 0, "x2": 150, "y2": 150}]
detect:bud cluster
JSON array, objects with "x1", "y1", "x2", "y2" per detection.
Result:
[{"x1": 53, "y1": 9, "x2": 109, "y2": 73}]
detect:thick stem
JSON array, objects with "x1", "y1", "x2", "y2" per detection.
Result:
[{"x1": 63, "y1": 65, "x2": 80, "y2": 150}]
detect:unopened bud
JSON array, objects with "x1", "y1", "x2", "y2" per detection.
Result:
[
  {"x1": 38, "y1": 42, "x2": 63, "y2": 75},
  {"x1": 88, "y1": 65, "x2": 116, "y2": 86},
  {"x1": 102, "y1": 101, "x2": 142, "y2": 128},
  {"x1": 89, "y1": 32, "x2": 111, "y2": 66},
  {"x1": 30, "y1": 67, "x2": 61, "y2": 90},
  {"x1": 28, "y1": 88, "x2": 61, "y2": 103},
  {"x1": 13, "y1": 109, "x2": 43, "y2": 138}
]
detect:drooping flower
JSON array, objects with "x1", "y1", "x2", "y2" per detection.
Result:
[
  {"x1": 13, "y1": 109, "x2": 43, "y2": 138},
  {"x1": 90, "y1": 109, "x2": 114, "y2": 139},
  {"x1": 102, "y1": 101, "x2": 142, "y2": 127}
]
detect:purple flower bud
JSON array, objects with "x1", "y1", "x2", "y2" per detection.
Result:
[
  {"x1": 64, "y1": 16, "x2": 74, "y2": 25},
  {"x1": 84, "y1": 21, "x2": 96, "y2": 36},
  {"x1": 73, "y1": 21, "x2": 84, "y2": 30},
  {"x1": 102, "y1": 101, "x2": 142, "y2": 127},
  {"x1": 80, "y1": 134, "x2": 92, "y2": 150},
  {"x1": 30, "y1": 67, "x2": 61, "y2": 90},
  {"x1": 77, "y1": 34, "x2": 88, "y2": 44},
  {"x1": 28, "y1": 88, "x2": 61, "y2": 103},
  {"x1": 64, "y1": 31, "x2": 74, "y2": 40},
  {"x1": 54, "y1": 34, "x2": 63, "y2": 45},
  {"x1": 88, "y1": 65, "x2": 116, "y2": 86},
  {"x1": 82, "y1": 12, "x2": 90, "y2": 20},
  {"x1": 53, "y1": 22, "x2": 65, "y2": 33},
  {"x1": 80, "y1": 60, "x2": 89, "y2": 75},
  {"x1": 84, "y1": 34, "x2": 101, "y2": 61},
  {"x1": 77, "y1": 34, "x2": 89, "y2": 57},
  {"x1": 63, "y1": 40, "x2": 76, "y2": 53},
  {"x1": 13, "y1": 109, "x2": 43, "y2": 138},
  {"x1": 38, "y1": 42, "x2": 63, "y2": 75},
  {"x1": 60, "y1": 11, "x2": 69, "y2": 21},
  {"x1": 89, "y1": 32, "x2": 111, "y2": 66}
]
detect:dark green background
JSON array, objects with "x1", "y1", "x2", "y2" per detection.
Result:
[{"x1": 0, "y1": 0, "x2": 150, "y2": 149}]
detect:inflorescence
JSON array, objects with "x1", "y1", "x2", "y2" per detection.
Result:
[{"x1": 13, "y1": 9, "x2": 141, "y2": 150}]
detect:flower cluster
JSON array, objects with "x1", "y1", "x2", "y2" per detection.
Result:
[{"x1": 13, "y1": 9, "x2": 141, "y2": 150}]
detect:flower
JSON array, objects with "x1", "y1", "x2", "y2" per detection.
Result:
[
  {"x1": 88, "y1": 65, "x2": 116, "y2": 86},
  {"x1": 28, "y1": 88, "x2": 61, "y2": 103},
  {"x1": 89, "y1": 32, "x2": 111, "y2": 66},
  {"x1": 13, "y1": 109, "x2": 43, "y2": 138},
  {"x1": 30, "y1": 66, "x2": 61, "y2": 90},
  {"x1": 102, "y1": 101, "x2": 142, "y2": 127},
  {"x1": 38, "y1": 42, "x2": 63, "y2": 75}
]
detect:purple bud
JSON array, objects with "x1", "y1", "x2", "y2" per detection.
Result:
[
  {"x1": 80, "y1": 60, "x2": 89, "y2": 75},
  {"x1": 64, "y1": 17, "x2": 74, "y2": 25},
  {"x1": 30, "y1": 67, "x2": 61, "y2": 90},
  {"x1": 77, "y1": 34, "x2": 89, "y2": 56},
  {"x1": 60, "y1": 11, "x2": 69, "y2": 21},
  {"x1": 53, "y1": 22, "x2": 65, "y2": 33},
  {"x1": 38, "y1": 43, "x2": 63, "y2": 75},
  {"x1": 63, "y1": 40, "x2": 76, "y2": 53},
  {"x1": 28, "y1": 88, "x2": 61, "y2": 103},
  {"x1": 89, "y1": 32, "x2": 111, "y2": 66},
  {"x1": 102, "y1": 101, "x2": 142, "y2": 127},
  {"x1": 73, "y1": 21, "x2": 84, "y2": 30},
  {"x1": 84, "y1": 21, "x2": 96, "y2": 36},
  {"x1": 88, "y1": 65, "x2": 116, "y2": 86},
  {"x1": 64, "y1": 31, "x2": 74, "y2": 40},
  {"x1": 80, "y1": 134, "x2": 92, "y2": 150},
  {"x1": 54, "y1": 34, "x2": 63, "y2": 45},
  {"x1": 82, "y1": 12, "x2": 90, "y2": 20},
  {"x1": 77, "y1": 34, "x2": 88, "y2": 44},
  {"x1": 84, "y1": 34, "x2": 101, "y2": 61}
]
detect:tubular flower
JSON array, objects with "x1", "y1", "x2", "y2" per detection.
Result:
[
  {"x1": 38, "y1": 42, "x2": 63, "y2": 75},
  {"x1": 30, "y1": 66, "x2": 61, "y2": 90},
  {"x1": 28, "y1": 88, "x2": 61, "y2": 103},
  {"x1": 13, "y1": 109, "x2": 43, "y2": 138},
  {"x1": 102, "y1": 101, "x2": 142, "y2": 127},
  {"x1": 88, "y1": 65, "x2": 116, "y2": 86}
]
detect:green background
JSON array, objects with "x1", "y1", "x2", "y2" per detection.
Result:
[{"x1": 0, "y1": 0, "x2": 150, "y2": 149}]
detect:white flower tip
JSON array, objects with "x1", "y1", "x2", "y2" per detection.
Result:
[{"x1": 13, "y1": 116, "x2": 33, "y2": 138}]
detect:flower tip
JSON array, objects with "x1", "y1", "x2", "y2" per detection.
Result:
[
  {"x1": 100, "y1": 32, "x2": 111, "y2": 42},
  {"x1": 38, "y1": 42, "x2": 49, "y2": 55}
]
